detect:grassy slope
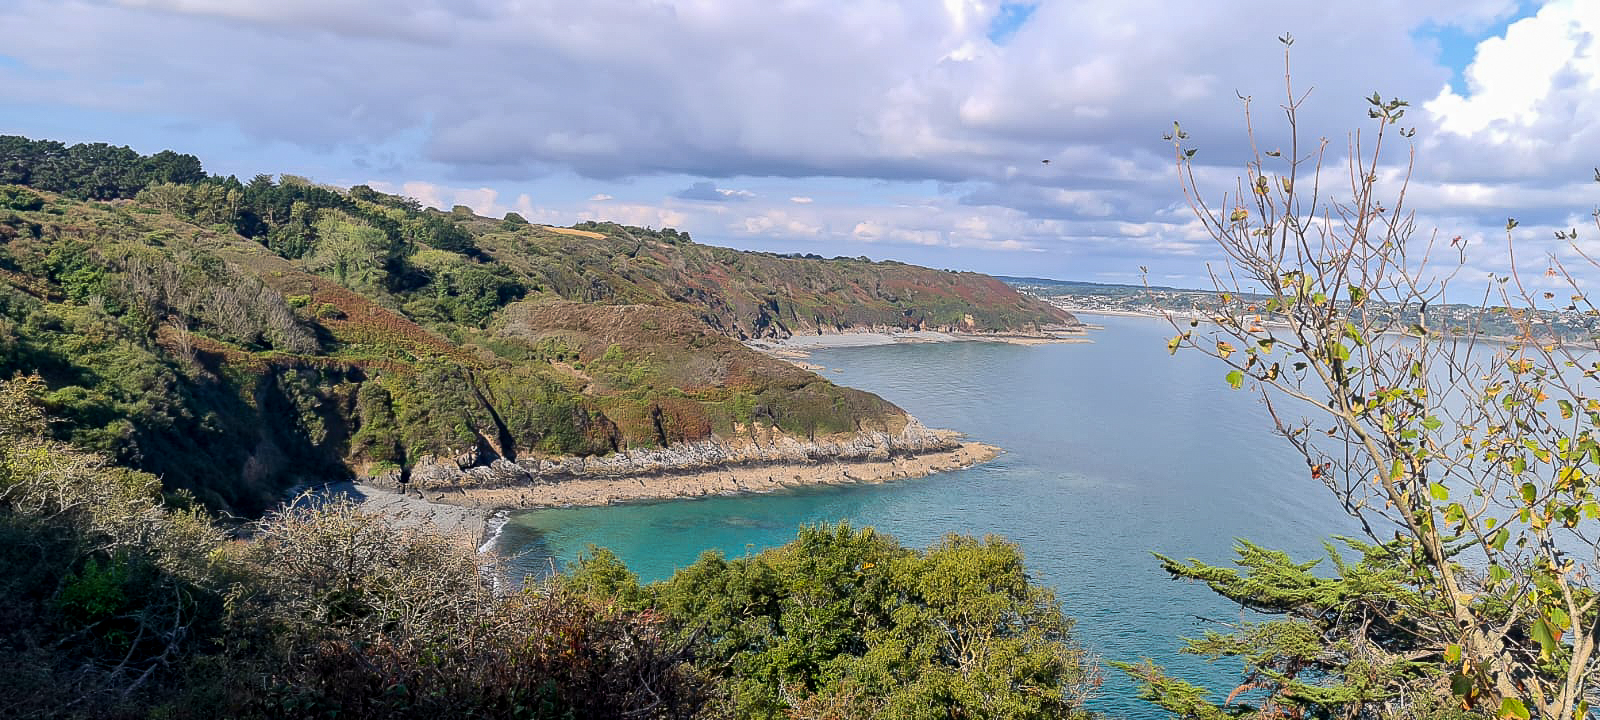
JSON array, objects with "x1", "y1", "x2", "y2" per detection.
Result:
[{"x1": 0, "y1": 188, "x2": 1065, "y2": 515}]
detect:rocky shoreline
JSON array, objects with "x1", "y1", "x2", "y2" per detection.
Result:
[
  {"x1": 402, "y1": 440, "x2": 999, "y2": 512},
  {"x1": 361, "y1": 420, "x2": 998, "y2": 512}
]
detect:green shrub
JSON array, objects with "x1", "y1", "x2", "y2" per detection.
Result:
[{"x1": 0, "y1": 185, "x2": 44, "y2": 211}]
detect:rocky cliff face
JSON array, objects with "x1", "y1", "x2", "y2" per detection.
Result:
[{"x1": 369, "y1": 419, "x2": 958, "y2": 493}]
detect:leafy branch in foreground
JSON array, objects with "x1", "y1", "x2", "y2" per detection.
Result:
[{"x1": 1131, "y1": 38, "x2": 1600, "y2": 720}]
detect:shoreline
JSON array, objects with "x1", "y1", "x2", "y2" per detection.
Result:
[
  {"x1": 749, "y1": 329, "x2": 1090, "y2": 365},
  {"x1": 329, "y1": 440, "x2": 1002, "y2": 555},
  {"x1": 407, "y1": 440, "x2": 999, "y2": 512}
]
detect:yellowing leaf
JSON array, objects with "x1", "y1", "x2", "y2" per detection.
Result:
[
  {"x1": 1500, "y1": 697, "x2": 1529, "y2": 720},
  {"x1": 1532, "y1": 618, "x2": 1558, "y2": 660}
]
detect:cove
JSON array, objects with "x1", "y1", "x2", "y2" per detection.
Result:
[{"x1": 494, "y1": 313, "x2": 1361, "y2": 718}]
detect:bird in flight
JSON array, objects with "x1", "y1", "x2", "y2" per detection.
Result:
[{"x1": 1041, "y1": 159, "x2": 1051, "y2": 165}]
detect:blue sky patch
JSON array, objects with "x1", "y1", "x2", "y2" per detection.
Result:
[
  {"x1": 1415, "y1": 2, "x2": 1538, "y2": 95},
  {"x1": 988, "y1": 2, "x2": 1037, "y2": 45}
]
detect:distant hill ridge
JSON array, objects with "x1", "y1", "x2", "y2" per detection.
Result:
[{"x1": 0, "y1": 134, "x2": 1074, "y2": 514}]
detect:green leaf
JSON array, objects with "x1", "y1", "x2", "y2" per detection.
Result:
[
  {"x1": 1225, "y1": 370, "x2": 1244, "y2": 390},
  {"x1": 1500, "y1": 697, "x2": 1530, "y2": 720},
  {"x1": 1429, "y1": 482, "x2": 1449, "y2": 502},
  {"x1": 1343, "y1": 321, "x2": 1366, "y2": 347},
  {"x1": 1168, "y1": 334, "x2": 1185, "y2": 355},
  {"x1": 1444, "y1": 643, "x2": 1463, "y2": 666},
  {"x1": 1422, "y1": 416, "x2": 1443, "y2": 432},
  {"x1": 1450, "y1": 673, "x2": 1472, "y2": 697},
  {"x1": 1532, "y1": 619, "x2": 1557, "y2": 660}
]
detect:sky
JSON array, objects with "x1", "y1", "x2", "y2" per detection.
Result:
[{"x1": 1, "y1": 0, "x2": 1597, "y2": 291}]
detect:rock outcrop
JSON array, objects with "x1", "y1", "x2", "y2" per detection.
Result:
[{"x1": 378, "y1": 419, "x2": 958, "y2": 493}]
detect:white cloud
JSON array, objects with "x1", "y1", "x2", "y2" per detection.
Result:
[
  {"x1": 675, "y1": 181, "x2": 756, "y2": 202},
  {"x1": 739, "y1": 210, "x2": 821, "y2": 237},
  {"x1": 579, "y1": 202, "x2": 689, "y2": 230},
  {"x1": 1, "y1": 0, "x2": 1591, "y2": 285},
  {"x1": 1426, "y1": 0, "x2": 1598, "y2": 139}
]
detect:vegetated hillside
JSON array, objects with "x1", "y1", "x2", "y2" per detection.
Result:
[
  {"x1": 0, "y1": 375, "x2": 1095, "y2": 719},
  {"x1": 0, "y1": 135, "x2": 1069, "y2": 515},
  {"x1": 477, "y1": 221, "x2": 1078, "y2": 339}
]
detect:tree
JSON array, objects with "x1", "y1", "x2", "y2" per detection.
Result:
[
  {"x1": 575, "y1": 523, "x2": 1101, "y2": 720},
  {"x1": 1128, "y1": 37, "x2": 1600, "y2": 720},
  {"x1": 307, "y1": 213, "x2": 396, "y2": 287}
]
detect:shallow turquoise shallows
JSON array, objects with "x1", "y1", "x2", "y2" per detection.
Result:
[{"x1": 495, "y1": 313, "x2": 1361, "y2": 718}]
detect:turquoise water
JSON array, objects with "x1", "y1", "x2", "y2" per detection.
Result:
[{"x1": 495, "y1": 314, "x2": 1360, "y2": 717}]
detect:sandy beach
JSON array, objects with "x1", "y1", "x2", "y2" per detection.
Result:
[
  {"x1": 325, "y1": 480, "x2": 493, "y2": 548},
  {"x1": 406, "y1": 440, "x2": 999, "y2": 511}
]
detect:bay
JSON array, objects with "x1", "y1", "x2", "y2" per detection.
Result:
[{"x1": 494, "y1": 313, "x2": 1362, "y2": 718}]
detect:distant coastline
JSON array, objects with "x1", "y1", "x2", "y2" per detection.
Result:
[
  {"x1": 1051, "y1": 307, "x2": 1166, "y2": 319},
  {"x1": 1058, "y1": 304, "x2": 1541, "y2": 349}
]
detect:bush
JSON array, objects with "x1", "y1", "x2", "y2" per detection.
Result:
[
  {"x1": 0, "y1": 184, "x2": 44, "y2": 211},
  {"x1": 0, "y1": 375, "x2": 230, "y2": 717},
  {"x1": 228, "y1": 497, "x2": 709, "y2": 719}
]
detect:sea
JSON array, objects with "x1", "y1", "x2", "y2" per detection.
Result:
[{"x1": 493, "y1": 313, "x2": 1364, "y2": 718}]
